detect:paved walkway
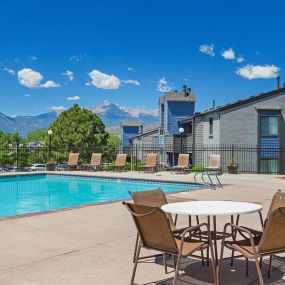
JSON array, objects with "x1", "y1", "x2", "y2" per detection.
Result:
[{"x1": 0, "y1": 172, "x2": 284, "y2": 284}]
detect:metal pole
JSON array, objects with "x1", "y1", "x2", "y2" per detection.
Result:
[
  {"x1": 49, "y1": 135, "x2": 51, "y2": 160},
  {"x1": 16, "y1": 142, "x2": 19, "y2": 171}
]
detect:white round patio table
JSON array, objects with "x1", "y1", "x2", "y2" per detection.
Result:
[{"x1": 162, "y1": 201, "x2": 262, "y2": 268}]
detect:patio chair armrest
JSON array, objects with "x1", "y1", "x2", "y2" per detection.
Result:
[
  {"x1": 223, "y1": 223, "x2": 257, "y2": 248},
  {"x1": 181, "y1": 223, "x2": 209, "y2": 239}
]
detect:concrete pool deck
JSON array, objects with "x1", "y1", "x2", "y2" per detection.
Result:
[{"x1": 0, "y1": 171, "x2": 284, "y2": 284}]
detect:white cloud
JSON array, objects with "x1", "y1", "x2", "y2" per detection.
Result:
[
  {"x1": 121, "y1": 79, "x2": 140, "y2": 86},
  {"x1": 24, "y1": 94, "x2": 30, "y2": 97},
  {"x1": 41, "y1": 80, "x2": 60, "y2": 88},
  {"x1": 3, "y1": 67, "x2": 15, "y2": 76},
  {"x1": 62, "y1": 70, "x2": 74, "y2": 81},
  {"x1": 157, "y1": 77, "x2": 172, "y2": 92},
  {"x1": 236, "y1": 64, "x2": 280, "y2": 80},
  {"x1": 69, "y1": 54, "x2": 85, "y2": 62},
  {"x1": 127, "y1": 67, "x2": 134, "y2": 71},
  {"x1": 88, "y1": 70, "x2": 121, "y2": 89},
  {"x1": 52, "y1": 106, "x2": 66, "y2": 113},
  {"x1": 199, "y1": 44, "x2": 215, "y2": 56},
  {"x1": 237, "y1": 56, "x2": 245, "y2": 63},
  {"x1": 27, "y1": 55, "x2": 37, "y2": 61},
  {"x1": 67, "y1": 95, "x2": 80, "y2": 101},
  {"x1": 221, "y1": 48, "x2": 235, "y2": 60},
  {"x1": 17, "y1": 68, "x2": 60, "y2": 89}
]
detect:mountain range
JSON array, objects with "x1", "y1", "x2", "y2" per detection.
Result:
[{"x1": 0, "y1": 102, "x2": 159, "y2": 137}]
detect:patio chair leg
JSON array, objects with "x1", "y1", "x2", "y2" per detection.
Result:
[
  {"x1": 133, "y1": 233, "x2": 139, "y2": 263},
  {"x1": 259, "y1": 256, "x2": 263, "y2": 270},
  {"x1": 163, "y1": 253, "x2": 168, "y2": 274},
  {"x1": 195, "y1": 215, "x2": 205, "y2": 266},
  {"x1": 268, "y1": 255, "x2": 273, "y2": 278},
  {"x1": 207, "y1": 216, "x2": 210, "y2": 266},
  {"x1": 259, "y1": 211, "x2": 264, "y2": 228},
  {"x1": 173, "y1": 252, "x2": 182, "y2": 285},
  {"x1": 130, "y1": 244, "x2": 141, "y2": 285},
  {"x1": 246, "y1": 258, "x2": 249, "y2": 277},
  {"x1": 172, "y1": 254, "x2": 177, "y2": 270},
  {"x1": 254, "y1": 256, "x2": 265, "y2": 285},
  {"x1": 174, "y1": 214, "x2": 178, "y2": 226}
]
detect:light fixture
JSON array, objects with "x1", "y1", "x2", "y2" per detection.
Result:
[{"x1": 179, "y1": 127, "x2": 185, "y2": 134}]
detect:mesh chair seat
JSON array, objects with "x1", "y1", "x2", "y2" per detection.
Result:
[
  {"x1": 175, "y1": 237, "x2": 207, "y2": 256},
  {"x1": 226, "y1": 236, "x2": 261, "y2": 257}
]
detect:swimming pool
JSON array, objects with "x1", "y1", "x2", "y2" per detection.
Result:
[{"x1": 0, "y1": 174, "x2": 202, "y2": 218}]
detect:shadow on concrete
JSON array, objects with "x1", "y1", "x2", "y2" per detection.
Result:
[{"x1": 151, "y1": 256, "x2": 285, "y2": 285}]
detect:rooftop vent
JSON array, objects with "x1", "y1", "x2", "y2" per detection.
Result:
[{"x1": 182, "y1": 85, "x2": 191, "y2": 97}]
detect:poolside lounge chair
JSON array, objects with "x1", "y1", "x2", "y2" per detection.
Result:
[
  {"x1": 82, "y1": 153, "x2": 102, "y2": 171},
  {"x1": 66, "y1": 153, "x2": 80, "y2": 170},
  {"x1": 139, "y1": 153, "x2": 157, "y2": 172},
  {"x1": 194, "y1": 154, "x2": 223, "y2": 189},
  {"x1": 170, "y1": 153, "x2": 189, "y2": 173},
  {"x1": 111, "y1": 154, "x2": 127, "y2": 171},
  {"x1": 218, "y1": 207, "x2": 285, "y2": 285},
  {"x1": 123, "y1": 202, "x2": 216, "y2": 285},
  {"x1": 129, "y1": 189, "x2": 201, "y2": 270}
]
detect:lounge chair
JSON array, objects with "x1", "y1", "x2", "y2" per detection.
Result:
[
  {"x1": 218, "y1": 207, "x2": 285, "y2": 285},
  {"x1": 170, "y1": 153, "x2": 189, "y2": 173},
  {"x1": 82, "y1": 153, "x2": 102, "y2": 171},
  {"x1": 111, "y1": 154, "x2": 127, "y2": 171},
  {"x1": 129, "y1": 189, "x2": 201, "y2": 270},
  {"x1": 139, "y1": 153, "x2": 157, "y2": 172},
  {"x1": 66, "y1": 153, "x2": 80, "y2": 170},
  {"x1": 194, "y1": 154, "x2": 223, "y2": 189},
  {"x1": 123, "y1": 201, "x2": 216, "y2": 285}
]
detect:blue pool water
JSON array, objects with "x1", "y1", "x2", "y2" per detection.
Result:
[{"x1": 0, "y1": 174, "x2": 201, "y2": 218}]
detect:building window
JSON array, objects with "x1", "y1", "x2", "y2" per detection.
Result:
[
  {"x1": 259, "y1": 110, "x2": 280, "y2": 173},
  {"x1": 260, "y1": 116, "x2": 278, "y2": 136},
  {"x1": 209, "y1": 118, "x2": 213, "y2": 137}
]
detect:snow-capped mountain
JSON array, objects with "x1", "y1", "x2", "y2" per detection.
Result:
[
  {"x1": 0, "y1": 102, "x2": 159, "y2": 136},
  {"x1": 91, "y1": 101, "x2": 159, "y2": 127}
]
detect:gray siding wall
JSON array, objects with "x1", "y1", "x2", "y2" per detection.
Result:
[
  {"x1": 202, "y1": 113, "x2": 220, "y2": 145},
  {"x1": 220, "y1": 91, "x2": 285, "y2": 145},
  {"x1": 194, "y1": 117, "x2": 204, "y2": 144}
]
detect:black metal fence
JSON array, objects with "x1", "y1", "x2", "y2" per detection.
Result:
[{"x1": 0, "y1": 144, "x2": 284, "y2": 174}]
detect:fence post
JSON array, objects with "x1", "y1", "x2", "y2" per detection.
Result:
[
  {"x1": 135, "y1": 145, "x2": 138, "y2": 171},
  {"x1": 231, "y1": 144, "x2": 235, "y2": 162},
  {"x1": 16, "y1": 142, "x2": 19, "y2": 171}
]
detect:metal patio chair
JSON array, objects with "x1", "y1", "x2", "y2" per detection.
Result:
[
  {"x1": 139, "y1": 153, "x2": 158, "y2": 172},
  {"x1": 218, "y1": 207, "x2": 285, "y2": 285},
  {"x1": 123, "y1": 202, "x2": 216, "y2": 285},
  {"x1": 66, "y1": 153, "x2": 80, "y2": 170},
  {"x1": 170, "y1": 154, "x2": 190, "y2": 173},
  {"x1": 111, "y1": 154, "x2": 127, "y2": 171}
]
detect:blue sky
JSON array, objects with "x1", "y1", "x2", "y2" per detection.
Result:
[{"x1": 0, "y1": 0, "x2": 284, "y2": 116}]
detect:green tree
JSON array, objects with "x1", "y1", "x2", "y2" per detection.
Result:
[
  {"x1": 103, "y1": 133, "x2": 120, "y2": 162},
  {"x1": 27, "y1": 128, "x2": 48, "y2": 142},
  {"x1": 48, "y1": 104, "x2": 109, "y2": 161}
]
